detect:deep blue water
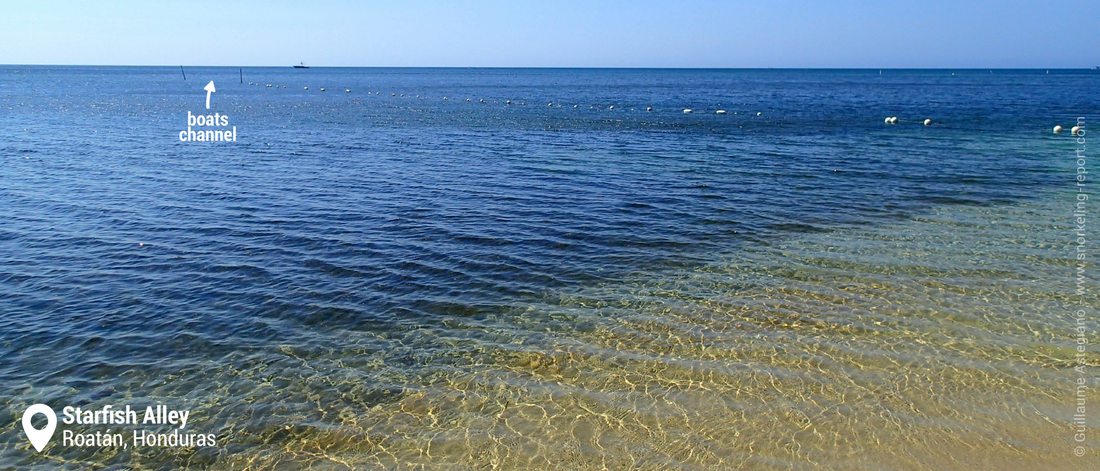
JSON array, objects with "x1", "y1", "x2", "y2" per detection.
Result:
[{"x1": 0, "y1": 67, "x2": 1096, "y2": 467}]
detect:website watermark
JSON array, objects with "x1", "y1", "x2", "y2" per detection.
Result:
[{"x1": 1070, "y1": 116, "x2": 1090, "y2": 458}]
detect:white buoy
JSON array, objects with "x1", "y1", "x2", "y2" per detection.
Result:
[
  {"x1": 716, "y1": 109, "x2": 727, "y2": 115},
  {"x1": 345, "y1": 88, "x2": 351, "y2": 93},
  {"x1": 756, "y1": 112, "x2": 763, "y2": 116},
  {"x1": 609, "y1": 105, "x2": 615, "y2": 110},
  {"x1": 884, "y1": 117, "x2": 891, "y2": 124},
  {"x1": 683, "y1": 108, "x2": 693, "y2": 114},
  {"x1": 1053, "y1": 125, "x2": 1063, "y2": 134},
  {"x1": 923, "y1": 118, "x2": 932, "y2": 126},
  {"x1": 547, "y1": 102, "x2": 553, "y2": 107},
  {"x1": 303, "y1": 86, "x2": 309, "y2": 90},
  {"x1": 645, "y1": 106, "x2": 652, "y2": 112},
  {"x1": 1072, "y1": 125, "x2": 1083, "y2": 136},
  {"x1": 889, "y1": 117, "x2": 898, "y2": 124},
  {"x1": 320, "y1": 87, "x2": 326, "y2": 92},
  {"x1": 505, "y1": 100, "x2": 512, "y2": 105}
]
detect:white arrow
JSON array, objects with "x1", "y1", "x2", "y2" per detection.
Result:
[{"x1": 203, "y1": 80, "x2": 216, "y2": 109}]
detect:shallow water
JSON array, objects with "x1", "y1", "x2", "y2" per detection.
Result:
[{"x1": 0, "y1": 67, "x2": 1097, "y2": 469}]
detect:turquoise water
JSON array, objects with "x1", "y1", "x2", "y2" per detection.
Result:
[{"x1": 0, "y1": 67, "x2": 1097, "y2": 468}]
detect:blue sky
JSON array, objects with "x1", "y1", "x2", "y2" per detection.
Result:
[{"x1": 1, "y1": 0, "x2": 1097, "y2": 67}]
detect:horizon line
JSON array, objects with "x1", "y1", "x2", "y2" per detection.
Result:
[{"x1": 3, "y1": 63, "x2": 1098, "y2": 70}]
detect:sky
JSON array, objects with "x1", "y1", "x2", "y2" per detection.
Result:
[{"x1": 1, "y1": 0, "x2": 1097, "y2": 68}]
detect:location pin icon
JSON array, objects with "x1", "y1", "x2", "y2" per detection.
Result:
[{"x1": 22, "y1": 404, "x2": 57, "y2": 453}]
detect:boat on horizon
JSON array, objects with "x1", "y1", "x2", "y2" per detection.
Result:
[{"x1": 293, "y1": 62, "x2": 309, "y2": 69}]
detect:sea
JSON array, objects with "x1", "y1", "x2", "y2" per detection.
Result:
[{"x1": 0, "y1": 66, "x2": 1097, "y2": 469}]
